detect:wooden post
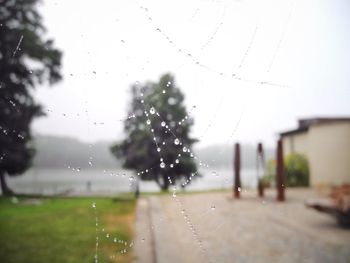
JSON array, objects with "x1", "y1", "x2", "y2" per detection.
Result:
[
  {"x1": 276, "y1": 139, "x2": 285, "y2": 201},
  {"x1": 234, "y1": 143, "x2": 241, "y2": 199},
  {"x1": 257, "y1": 143, "x2": 264, "y2": 198}
]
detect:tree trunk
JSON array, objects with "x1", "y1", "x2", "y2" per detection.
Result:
[
  {"x1": 155, "y1": 174, "x2": 169, "y2": 191},
  {"x1": 0, "y1": 171, "x2": 14, "y2": 196},
  {"x1": 161, "y1": 174, "x2": 170, "y2": 191}
]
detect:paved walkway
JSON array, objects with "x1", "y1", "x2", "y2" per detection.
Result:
[{"x1": 133, "y1": 189, "x2": 350, "y2": 263}]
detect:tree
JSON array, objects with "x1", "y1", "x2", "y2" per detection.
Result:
[
  {"x1": 284, "y1": 153, "x2": 309, "y2": 187},
  {"x1": 111, "y1": 73, "x2": 198, "y2": 191},
  {"x1": 0, "y1": 0, "x2": 62, "y2": 195}
]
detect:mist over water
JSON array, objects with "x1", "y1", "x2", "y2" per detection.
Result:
[{"x1": 8, "y1": 167, "x2": 257, "y2": 195}]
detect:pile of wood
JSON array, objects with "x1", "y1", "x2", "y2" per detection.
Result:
[{"x1": 306, "y1": 184, "x2": 350, "y2": 227}]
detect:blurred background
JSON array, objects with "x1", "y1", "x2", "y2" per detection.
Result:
[
  {"x1": 3, "y1": 0, "x2": 350, "y2": 195},
  {"x1": 1, "y1": 0, "x2": 350, "y2": 262}
]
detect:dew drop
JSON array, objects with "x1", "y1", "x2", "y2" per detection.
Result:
[
  {"x1": 157, "y1": 147, "x2": 161, "y2": 152},
  {"x1": 161, "y1": 121, "x2": 166, "y2": 127},
  {"x1": 146, "y1": 119, "x2": 151, "y2": 125},
  {"x1": 182, "y1": 147, "x2": 187, "y2": 152},
  {"x1": 92, "y1": 202, "x2": 96, "y2": 208},
  {"x1": 150, "y1": 107, "x2": 156, "y2": 114},
  {"x1": 160, "y1": 162, "x2": 166, "y2": 168},
  {"x1": 174, "y1": 138, "x2": 180, "y2": 145}
]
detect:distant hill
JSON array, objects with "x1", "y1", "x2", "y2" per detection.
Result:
[
  {"x1": 33, "y1": 135, "x2": 120, "y2": 169},
  {"x1": 194, "y1": 144, "x2": 275, "y2": 169}
]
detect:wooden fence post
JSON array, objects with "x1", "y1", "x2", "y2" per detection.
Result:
[
  {"x1": 276, "y1": 139, "x2": 285, "y2": 201},
  {"x1": 234, "y1": 143, "x2": 241, "y2": 199}
]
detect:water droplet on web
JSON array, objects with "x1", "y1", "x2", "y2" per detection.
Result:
[
  {"x1": 175, "y1": 159, "x2": 179, "y2": 164},
  {"x1": 182, "y1": 147, "x2": 187, "y2": 152},
  {"x1": 210, "y1": 205, "x2": 216, "y2": 210},
  {"x1": 92, "y1": 202, "x2": 96, "y2": 208},
  {"x1": 161, "y1": 121, "x2": 166, "y2": 127},
  {"x1": 170, "y1": 164, "x2": 174, "y2": 168},
  {"x1": 160, "y1": 162, "x2": 166, "y2": 168},
  {"x1": 146, "y1": 119, "x2": 151, "y2": 125},
  {"x1": 174, "y1": 138, "x2": 180, "y2": 145},
  {"x1": 150, "y1": 107, "x2": 155, "y2": 114},
  {"x1": 157, "y1": 147, "x2": 161, "y2": 152}
]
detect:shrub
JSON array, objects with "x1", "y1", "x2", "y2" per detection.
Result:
[
  {"x1": 284, "y1": 153, "x2": 310, "y2": 187},
  {"x1": 261, "y1": 159, "x2": 276, "y2": 187}
]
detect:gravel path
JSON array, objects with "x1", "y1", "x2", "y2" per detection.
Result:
[{"x1": 133, "y1": 189, "x2": 350, "y2": 263}]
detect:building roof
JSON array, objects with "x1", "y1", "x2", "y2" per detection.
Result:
[{"x1": 280, "y1": 117, "x2": 350, "y2": 137}]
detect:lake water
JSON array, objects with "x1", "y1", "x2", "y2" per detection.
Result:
[{"x1": 7, "y1": 167, "x2": 258, "y2": 195}]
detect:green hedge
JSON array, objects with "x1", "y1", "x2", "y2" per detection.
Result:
[{"x1": 284, "y1": 153, "x2": 310, "y2": 187}]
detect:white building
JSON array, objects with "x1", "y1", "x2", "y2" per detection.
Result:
[{"x1": 280, "y1": 118, "x2": 350, "y2": 187}]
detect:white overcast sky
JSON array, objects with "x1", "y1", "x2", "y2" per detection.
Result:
[{"x1": 32, "y1": 0, "x2": 350, "y2": 147}]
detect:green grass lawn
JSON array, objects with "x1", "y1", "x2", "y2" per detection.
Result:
[{"x1": 0, "y1": 196, "x2": 135, "y2": 263}]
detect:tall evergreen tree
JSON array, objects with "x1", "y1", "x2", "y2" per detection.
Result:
[
  {"x1": 0, "y1": 0, "x2": 62, "y2": 195},
  {"x1": 111, "y1": 73, "x2": 198, "y2": 191}
]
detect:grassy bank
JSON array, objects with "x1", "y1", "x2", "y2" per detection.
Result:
[{"x1": 0, "y1": 196, "x2": 135, "y2": 263}]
